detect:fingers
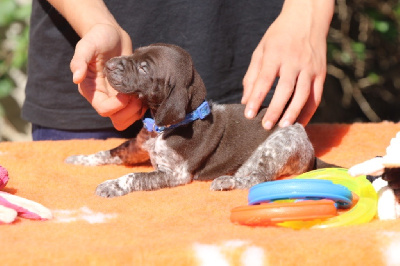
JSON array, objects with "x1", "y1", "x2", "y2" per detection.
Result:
[
  {"x1": 82, "y1": 90, "x2": 145, "y2": 131},
  {"x1": 243, "y1": 50, "x2": 278, "y2": 119},
  {"x1": 70, "y1": 39, "x2": 96, "y2": 84},
  {"x1": 243, "y1": 39, "x2": 326, "y2": 130},
  {"x1": 78, "y1": 82, "x2": 145, "y2": 131},
  {"x1": 261, "y1": 67, "x2": 299, "y2": 129},
  {"x1": 244, "y1": 54, "x2": 324, "y2": 130},
  {"x1": 274, "y1": 70, "x2": 311, "y2": 128},
  {"x1": 263, "y1": 71, "x2": 323, "y2": 129},
  {"x1": 110, "y1": 96, "x2": 147, "y2": 131},
  {"x1": 77, "y1": 80, "x2": 126, "y2": 115},
  {"x1": 242, "y1": 46, "x2": 263, "y2": 104},
  {"x1": 295, "y1": 74, "x2": 324, "y2": 126}
]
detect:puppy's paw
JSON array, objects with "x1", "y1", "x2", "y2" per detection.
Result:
[
  {"x1": 210, "y1": 176, "x2": 236, "y2": 191},
  {"x1": 65, "y1": 155, "x2": 96, "y2": 166},
  {"x1": 95, "y1": 174, "x2": 135, "y2": 198},
  {"x1": 65, "y1": 151, "x2": 122, "y2": 166},
  {"x1": 95, "y1": 179, "x2": 129, "y2": 198}
]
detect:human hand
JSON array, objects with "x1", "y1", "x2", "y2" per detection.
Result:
[
  {"x1": 242, "y1": 0, "x2": 334, "y2": 130},
  {"x1": 70, "y1": 24, "x2": 146, "y2": 130}
]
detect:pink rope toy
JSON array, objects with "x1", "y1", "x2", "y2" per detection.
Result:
[{"x1": 0, "y1": 165, "x2": 52, "y2": 224}]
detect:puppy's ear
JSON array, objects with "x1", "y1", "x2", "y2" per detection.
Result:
[
  {"x1": 154, "y1": 85, "x2": 189, "y2": 127},
  {"x1": 153, "y1": 44, "x2": 205, "y2": 127},
  {"x1": 188, "y1": 69, "x2": 206, "y2": 110}
]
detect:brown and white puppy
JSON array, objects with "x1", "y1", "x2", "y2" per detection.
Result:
[{"x1": 66, "y1": 43, "x2": 330, "y2": 197}]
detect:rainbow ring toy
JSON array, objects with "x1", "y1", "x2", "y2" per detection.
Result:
[
  {"x1": 231, "y1": 176, "x2": 353, "y2": 227},
  {"x1": 280, "y1": 168, "x2": 378, "y2": 229},
  {"x1": 230, "y1": 168, "x2": 378, "y2": 229}
]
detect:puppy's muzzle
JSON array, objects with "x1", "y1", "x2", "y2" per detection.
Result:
[{"x1": 104, "y1": 57, "x2": 129, "y2": 92}]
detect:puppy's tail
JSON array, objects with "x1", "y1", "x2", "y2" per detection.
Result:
[{"x1": 314, "y1": 157, "x2": 340, "y2": 169}]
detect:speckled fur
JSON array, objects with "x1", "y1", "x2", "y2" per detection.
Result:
[
  {"x1": 65, "y1": 44, "x2": 322, "y2": 197},
  {"x1": 210, "y1": 123, "x2": 314, "y2": 190},
  {"x1": 65, "y1": 150, "x2": 123, "y2": 166}
]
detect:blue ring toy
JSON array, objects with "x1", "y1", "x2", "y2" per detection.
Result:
[{"x1": 248, "y1": 179, "x2": 353, "y2": 208}]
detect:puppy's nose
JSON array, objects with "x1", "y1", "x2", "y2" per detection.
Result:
[{"x1": 105, "y1": 57, "x2": 127, "y2": 72}]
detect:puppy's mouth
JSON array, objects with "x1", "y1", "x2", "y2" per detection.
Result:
[
  {"x1": 104, "y1": 58, "x2": 134, "y2": 94},
  {"x1": 105, "y1": 71, "x2": 126, "y2": 92},
  {"x1": 104, "y1": 68, "x2": 157, "y2": 109}
]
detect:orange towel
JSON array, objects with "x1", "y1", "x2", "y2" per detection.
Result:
[{"x1": 1, "y1": 122, "x2": 400, "y2": 265}]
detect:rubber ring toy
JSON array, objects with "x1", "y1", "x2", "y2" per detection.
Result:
[
  {"x1": 230, "y1": 179, "x2": 352, "y2": 227},
  {"x1": 230, "y1": 199, "x2": 337, "y2": 226},
  {"x1": 278, "y1": 168, "x2": 378, "y2": 229},
  {"x1": 248, "y1": 179, "x2": 353, "y2": 208}
]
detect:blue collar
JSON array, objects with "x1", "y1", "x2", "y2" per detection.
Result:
[{"x1": 143, "y1": 101, "x2": 211, "y2": 133}]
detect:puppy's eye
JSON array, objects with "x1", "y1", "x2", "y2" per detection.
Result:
[{"x1": 138, "y1": 61, "x2": 148, "y2": 75}]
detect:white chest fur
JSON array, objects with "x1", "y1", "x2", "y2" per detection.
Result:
[{"x1": 144, "y1": 134, "x2": 192, "y2": 185}]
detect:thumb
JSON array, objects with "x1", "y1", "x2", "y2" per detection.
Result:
[{"x1": 70, "y1": 39, "x2": 96, "y2": 84}]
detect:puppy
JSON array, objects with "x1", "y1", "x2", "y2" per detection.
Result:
[{"x1": 66, "y1": 43, "x2": 330, "y2": 197}]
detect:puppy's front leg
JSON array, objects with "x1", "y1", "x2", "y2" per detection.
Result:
[
  {"x1": 65, "y1": 129, "x2": 152, "y2": 166},
  {"x1": 96, "y1": 170, "x2": 192, "y2": 197},
  {"x1": 65, "y1": 149, "x2": 125, "y2": 166}
]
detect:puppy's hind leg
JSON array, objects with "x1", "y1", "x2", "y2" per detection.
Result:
[{"x1": 210, "y1": 123, "x2": 315, "y2": 191}]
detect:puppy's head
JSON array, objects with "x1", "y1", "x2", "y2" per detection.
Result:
[{"x1": 105, "y1": 43, "x2": 206, "y2": 127}]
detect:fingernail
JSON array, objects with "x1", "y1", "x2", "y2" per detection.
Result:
[
  {"x1": 279, "y1": 120, "x2": 291, "y2": 128},
  {"x1": 263, "y1": 120, "x2": 273, "y2": 130},
  {"x1": 245, "y1": 109, "x2": 255, "y2": 119},
  {"x1": 72, "y1": 71, "x2": 81, "y2": 84},
  {"x1": 72, "y1": 72, "x2": 78, "y2": 83}
]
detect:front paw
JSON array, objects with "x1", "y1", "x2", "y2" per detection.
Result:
[
  {"x1": 65, "y1": 155, "x2": 95, "y2": 166},
  {"x1": 96, "y1": 180, "x2": 129, "y2": 198},
  {"x1": 95, "y1": 174, "x2": 135, "y2": 198},
  {"x1": 210, "y1": 176, "x2": 236, "y2": 191}
]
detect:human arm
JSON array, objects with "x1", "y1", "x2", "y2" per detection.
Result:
[
  {"x1": 46, "y1": 0, "x2": 146, "y2": 130},
  {"x1": 241, "y1": 0, "x2": 335, "y2": 129}
]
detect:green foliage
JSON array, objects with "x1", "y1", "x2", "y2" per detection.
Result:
[
  {"x1": 0, "y1": 0, "x2": 31, "y2": 27},
  {"x1": 0, "y1": 0, "x2": 31, "y2": 101},
  {"x1": 323, "y1": 0, "x2": 400, "y2": 123}
]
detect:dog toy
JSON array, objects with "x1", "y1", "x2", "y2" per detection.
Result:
[
  {"x1": 231, "y1": 199, "x2": 337, "y2": 226},
  {"x1": 0, "y1": 165, "x2": 52, "y2": 224},
  {"x1": 230, "y1": 168, "x2": 377, "y2": 229},
  {"x1": 282, "y1": 168, "x2": 377, "y2": 229},
  {"x1": 349, "y1": 131, "x2": 400, "y2": 219},
  {"x1": 248, "y1": 179, "x2": 353, "y2": 207},
  {"x1": 231, "y1": 179, "x2": 353, "y2": 226}
]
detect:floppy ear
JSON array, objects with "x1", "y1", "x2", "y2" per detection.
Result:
[
  {"x1": 187, "y1": 69, "x2": 207, "y2": 110},
  {"x1": 154, "y1": 85, "x2": 189, "y2": 127},
  {"x1": 153, "y1": 44, "x2": 205, "y2": 127}
]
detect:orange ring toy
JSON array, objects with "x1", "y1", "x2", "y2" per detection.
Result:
[{"x1": 230, "y1": 199, "x2": 337, "y2": 226}]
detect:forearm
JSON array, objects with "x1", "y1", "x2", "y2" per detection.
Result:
[{"x1": 46, "y1": 0, "x2": 120, "y2": 37}]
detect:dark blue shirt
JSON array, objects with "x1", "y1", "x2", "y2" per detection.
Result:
[{"x1": 23, "y1": 0, "x2": 282, "y2": 130}]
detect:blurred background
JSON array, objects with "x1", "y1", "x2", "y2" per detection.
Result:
[{"x1": 0, "y1": 0, "x2": 399, "y2": 141}]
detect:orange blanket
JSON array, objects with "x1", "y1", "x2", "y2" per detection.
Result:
[{"x1": 1, "y1": 122, "x2": 400, "y2": 265}]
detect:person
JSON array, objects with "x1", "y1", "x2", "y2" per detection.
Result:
[{"x1": 23, "y1": 0, "x2": 334, "y2": 141}]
